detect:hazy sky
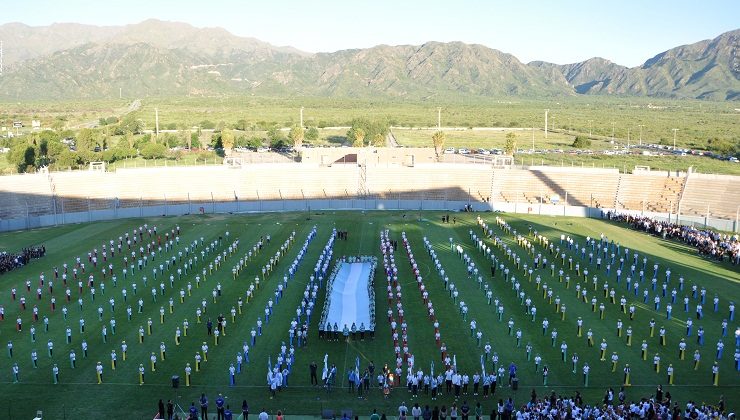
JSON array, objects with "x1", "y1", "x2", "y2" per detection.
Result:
[{"x1": 4, "y1": 0, "x2": 738, "y2": 67}]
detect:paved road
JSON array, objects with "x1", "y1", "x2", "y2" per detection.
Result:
[{"x1": 72, "y1": 99, "x2": 141, "y2": 129}]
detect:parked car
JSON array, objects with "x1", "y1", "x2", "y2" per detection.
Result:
[
  {"x1": 443, "y1": 147, "x2": 456, "y2": 154},
  {"x1": 457, "y1": 148, "x2": 470, "y2": 154},
  {"x1": 477, "y1": 148, "x2": 491, "y2": 155}
]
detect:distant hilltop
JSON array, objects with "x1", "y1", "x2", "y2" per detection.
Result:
[{"x1": 0, "y1": 20, "x2": 737, "y2": 101}]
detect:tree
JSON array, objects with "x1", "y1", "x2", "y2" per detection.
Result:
[
  {"x1": 246, "y1": 137, "x2": 263, "y2": 149},
  {"x1": 124, "y1": 132, "x2": 135, "y2": 148},
  {"x1": 371, "y1": 133, "x2": 385, "y2": 147},
  {"x1": 346, "y1": 117, "x2": 389, "y2": 146},
  {"x1": 267, "y1": 126, "x2": 285, "y2": 143},
  {"x1": 54, "y1": 150, "x2": 79, "y2": 170},
  {"x1": 162, "y1": 133, "x2": 181, "y2": 148},
  {"x1": 196, "y1": 120, "x2": 213, "y2": 130},
  {"x1": 133, "y1": 134, "x2": 152, "y2": 150},
  {"x1": 351, "y1": 128, "x2": 366, "y2": 147},
  {"x1": 118, "y1": 115, "x2": 144, "y2": 134},
  {"x1": 23, "y1": 147, "x2": 37, "y2": 172},
  {"x1": 45, "y1": 139, "x2": 66, "y2": 161},
  {"x1": 572, "y1": 136, "x2": 592, "y2": 149},
  {"x1": 288, "y1": 125, "x2": 305, "y2": 148},
  {"x1": 305, "y1": 126, "x2": 319, "y2": 141},
  {"x1": 432, "y1": 131, "x2": 446, "y2": 156},
  {"x1": 504, "y1": 132, "x2": 517, "y2": 156},
  {"x1": 190, "y1": 132, "x2": 201, "y2": 149},
  {"x1": 178, "y1": 129, "x2": 189, "y2": 149},
  {"x1": 220, "y1": 129, "x2": 235, "y2": 151},
  {"x1": 140, "y1": 143, "x2": 167, "y2": 159},
  {"x1": 270, "y1": 137, "x2": 286, "y2": 149},
  {"x1": 7, "y1": 141, "x2": 36, "y2": 172},
  {"x1": 76, "y1": 129, "x2": 98, "y2": 152}
]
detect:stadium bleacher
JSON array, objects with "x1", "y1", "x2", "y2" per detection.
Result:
[
  {"x1": 0, "y1": 163, "x2": 737, "y2": 228},
  {"x1": 680, "y1": 174, "x2": 740, "y2": 220}
]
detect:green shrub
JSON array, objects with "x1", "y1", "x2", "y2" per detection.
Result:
[
  {"x1": 572, "y1": 136, "x2": 592, "y2": 148},
  {"x1": 140, "y1": 143, "x2": 167, "y2": 159}
]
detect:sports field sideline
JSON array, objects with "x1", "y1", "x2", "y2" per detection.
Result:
[{"x1": 0, "y1": 210, "x2": 737, "y2": 419}]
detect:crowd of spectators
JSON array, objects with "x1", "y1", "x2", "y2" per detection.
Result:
[
  {"x1": 606, "y1": 212, "x2": 740, "y2": 264},
  {"x1": 386, "y1": 388, "x2": 731, "y2": 419},
  {"x1": 497, "y1": 387, "x2": 731, "y2": 419},
  {"x1": 0, "y1": 245, "x2": 46, "y2": 274}
]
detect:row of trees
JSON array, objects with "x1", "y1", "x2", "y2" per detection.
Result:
[
  {"x1": 3, "y1": 128, "x2": 218, "y2": 173},
  {"x1": 5, "y1": 130, "x2": 138, "y2": 173},
  {"x1": 431, "y1": 131, "x2": 518, "y2": 157},
  {"x1": 346, "y1": 118, "x2": 390, "y2": 147}
]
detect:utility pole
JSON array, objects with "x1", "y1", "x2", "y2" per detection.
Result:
[
  {"x1": 588, "y1": 120, "x2": 593, "y2": 137},
  {"x1": 638, "y1": 124, "x2": 645, "y2": 146},
  {"x1": 532, "y1": 127, "x2": 535, "y2": 152},
  {"x1": 611, "y1": 122, "x2": 615, "y2": 142},
  {"x1": 155, "y1": 107, "x2": 159, "y2": 139},
  {"x1": 544, "y1": 109, "x2": 549, "y2": 139},
  {"x1": 300, "y1": 107, "x2": 304, "y2": 128},
  {"x1": 119, "y1": 87, "x2": 122, "y2": 99},
  {"x1": 627, "y1": 128, "x2": 630, "y2": 150},
  {"x1": 437, "y1": 107, "x2": 441, "y2": 130},
  {"x1": 672, "y1": 128, "x2": 679, "y2": 150}
]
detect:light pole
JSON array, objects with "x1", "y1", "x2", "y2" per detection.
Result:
[
  {"x1": 588, "y1": 120, "x2": 593, "y2": 137},
  {"x1": 300, "y1": 107, "x2": 304, "y2": 128},
  {"x1": 627, "y1": 128, "x2": 630, "y2": 150},
  {"x1": 437, "y1": 107, "x2": 441, "y2": 130},
  {"x1": 544, "y1": 109, "x2": 549, "y2": 139},
  {"x1": 638, "y1": 124, "x2": 645, "y2": 146},
  {"x1": 611, "y1": 122, "x2": 615, "y2": 142},
  {"x1": 532, "y1": 127, "x2": 535, "y2": 152},
  {"x1": 672, "y1": 128, "x2": 679, "y2": 150}
]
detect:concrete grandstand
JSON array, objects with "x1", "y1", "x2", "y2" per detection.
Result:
[{"x1": 0, "y1": 148, "x2": 738, "y2": 232}]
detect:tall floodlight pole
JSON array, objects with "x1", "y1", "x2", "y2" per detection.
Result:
[
  {"x1": 627, "y1": 128, "x2": 630, "y2": 150},
  {"x1": 544, "y1": 109, "x2": 549, "y2": 139},
  {"x1": 532, "y1": 127, "x2": 535, "y2": 152},
  {"x1": 611, "y1": 122, "x2": 615, "y2": 142},
  {"x1": 588, "y1": 120, "x2": 593, "y2": 137},
  {"x1": 638, "y1": 124, "x2": 645, "y2": 146},
  {"x1": 672, "y1": 128, "x2": 679, "y2": 150},
  {"x1": 155, "y1": 107, "x2": 159, "y2": 139},
  {"x1": 300, "y1": 107, "x2": 304, "y2": 128},
  {"x1": 437, "y1": 107, "x2": 441, "y2": 130}
]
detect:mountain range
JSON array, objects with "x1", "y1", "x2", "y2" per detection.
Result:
[{"x1": 0, "y1": 19, "x2": 737, "y2": 101}]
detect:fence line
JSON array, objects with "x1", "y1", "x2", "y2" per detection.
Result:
[{"x1": 1, "y1": 196, "x2": 736, "y2": 233}]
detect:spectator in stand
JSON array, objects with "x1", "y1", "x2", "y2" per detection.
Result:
[{"x1": 606, "y1": 212, "x2": 739, "y2": 264}]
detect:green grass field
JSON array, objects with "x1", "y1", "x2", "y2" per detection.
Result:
[{"x1": 0, "y1": 211, "x2": 737, "y2": 419}]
